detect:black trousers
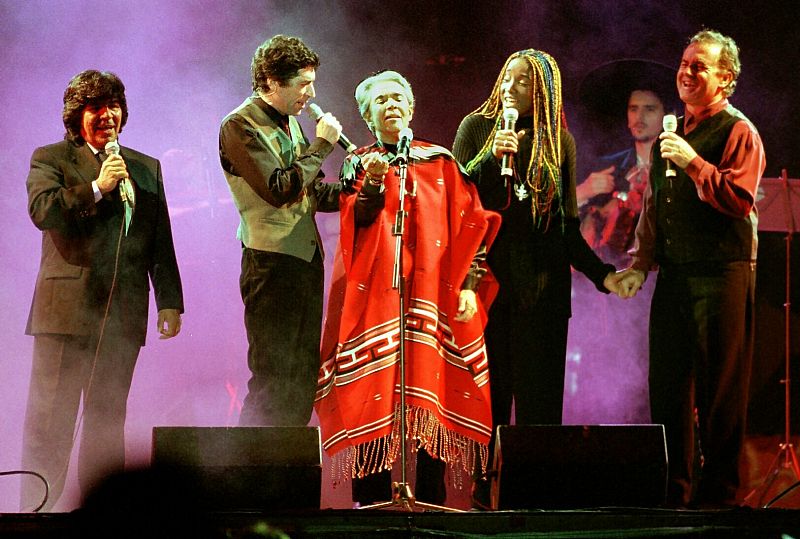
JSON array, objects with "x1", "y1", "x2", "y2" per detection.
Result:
[
  {"x1": 649, "y1": 261, "x2": 755, "y2": 506},
  {"x1": 21, "y1": 332, "x2": 140, "y2": 511},
  {"x1": 484, "y1": 298, "x2": 570, "y2": 458},
  {"x1": 486, "y1": 300, "x2": 570, "y2": 427},
  {"x1": 238, "y1": 248, "x2": 323, "y2": 426}
]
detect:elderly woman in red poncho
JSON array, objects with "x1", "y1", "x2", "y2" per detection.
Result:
[{"x1": 315, "y1": 70, "x2": 500, "y2": 507}]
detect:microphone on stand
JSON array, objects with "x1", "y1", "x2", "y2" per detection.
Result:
[
  {"x1": 662, "y1": 114, "x2": 678, "y2": 179},
  {"x1": 396, "y1": 127, "x2": 413, "y2": 164},
  {"x1": 307, "y1": 103, "x2": 357, "y2": 153},
  {"x1": 500, "y1": 107, "x2": 519, "y2": 179}
]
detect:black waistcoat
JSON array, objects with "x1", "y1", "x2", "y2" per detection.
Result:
[{"x1": 650, "y1": 105, "x2": 757, "y2": 266}]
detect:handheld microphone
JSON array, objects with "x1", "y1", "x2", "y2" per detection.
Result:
[
  {"x1": 105, "y1": 139, "x2": 135, "y2": 235},
  {"x1": 662, "y1": 114, "x2": 678, "y2": 178},
  {"x1": 307, "y1": 103, "x2": 357, "y2": 153},
  {"x1": 500, "y1": 107, "x2": 519, "y2": 178},
  {"x1": 396, "y1": 127, "x2": 413, "y2": 164},
  {"x1": 104, "y1": 140, "x2": 135, "y2": 207},
  {"x1": 104, "y1": 139, "x2": 120, "y2": 156}
]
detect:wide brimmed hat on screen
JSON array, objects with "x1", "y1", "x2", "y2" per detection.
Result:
[{"x1": 579, "y1": 58, "x2": 680, "y2": 117}]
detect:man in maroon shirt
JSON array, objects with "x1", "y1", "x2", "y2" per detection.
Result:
[{"x1": 616, "y1": 30, "x2": 766, "y2": 508}]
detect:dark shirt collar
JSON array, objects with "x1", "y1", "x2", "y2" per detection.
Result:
[
  {"x1": 684, "y1": 98, "x2": 729, "y2": 134},
  {"x1": 254, "y1": 95, "x2": 291, "y2": 133}
]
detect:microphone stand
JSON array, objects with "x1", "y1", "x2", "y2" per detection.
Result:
[
  {"x1": 359, "y1": 146, "x2": 461, "y2": 513},
  {"x1": 745, "y1": 169, "x2": 800, "y2": 507}
]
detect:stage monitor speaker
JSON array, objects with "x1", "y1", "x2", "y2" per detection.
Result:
[
  {"x1": 492, "y1": 424, "x2": 667, "y2": 509},
  {"x1": 152, "y1": 426, "x2": 322, "y2": 511}
]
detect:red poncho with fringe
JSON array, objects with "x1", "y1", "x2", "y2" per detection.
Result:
[{"x1": 315, "y1": 141, "x2": 500, "y2": 482}]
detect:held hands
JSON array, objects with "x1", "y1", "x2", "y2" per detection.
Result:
[
  {"x1": 606, "y1": 268, "x2": 646, "y2": 299},
  {"x1": 603, "y1": 271, "x2": 623, "y2": 296},
  {"x1": 316, "y1": 112, "x2": 342, "y2": 146},
  {"x1": 454, "y1": 289, "x2": 478, "y2": 322},
  {"x1": 492, "y1": 128, "x2": 526, "y2": 160},
  {"x1": 659, "y1": 131, "x2": 697, "y2": 170},
  {"x1": 157, "y1": 308, "x2": 182, "y2": 339},
  {"x1": 576, "y1": 165, "x2": 616, "y2": 204},
  {"x1": 96, "y1": 154, "x2": 128, "y2": 195}
]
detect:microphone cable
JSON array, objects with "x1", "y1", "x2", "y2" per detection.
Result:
[
  {"x1": 34, "y1": 202, "x2": 128, "y2": 511},
  {"x1": 2, "y1": 470, "x2": 49, "y2": 512}
]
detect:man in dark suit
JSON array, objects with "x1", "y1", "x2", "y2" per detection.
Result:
[
  {"x1": 21, "y1": 70, "x2": 184, "y2": 511},
  {"x1": 219, "y1": 35, "x2": 343, "y2": 427}
]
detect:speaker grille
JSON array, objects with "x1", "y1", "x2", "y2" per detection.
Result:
[{"x1": 492, "y1": 425, "x2": 667, "y2": 509}]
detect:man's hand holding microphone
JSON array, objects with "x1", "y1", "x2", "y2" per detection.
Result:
[
  {"x1": 96, "y1": 142, "x2": 129, "y2": 195},
  {"x1": 659, "y1": 114, "x2": 697, "y2": 173}
]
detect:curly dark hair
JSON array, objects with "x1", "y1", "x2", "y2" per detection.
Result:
[
  {"x1": 62, "y1": 70, "x2": 128, "y2": 144},
  {"x1": 251, "y1": 35, "x2": 320, "y2": 92}
]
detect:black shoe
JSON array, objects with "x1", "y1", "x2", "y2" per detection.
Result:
[
  {"x1": 471, "y1": 478, "x2": 491, "y2": 511},
  {"x1": 352, "y1": 470, "x2": 392, "y2": 507}
]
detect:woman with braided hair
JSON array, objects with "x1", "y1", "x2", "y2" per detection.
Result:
[{"x1": 453, "y1": 50, "x2": 620, "y2": 508}]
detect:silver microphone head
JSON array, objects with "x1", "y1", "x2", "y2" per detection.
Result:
[
  {"x1": 104, "y1": 140, "x2": 120, "y2": 155},
  {"x1": 396, "y1": 128, "x2": 413, "y2": 162},
  {"x1": 399, "y1": 127, "x2": 413, "y2": 144},
  {"x1": 307, "y1": 103, "x2": 324, "y2": 121},
  {"x1": 503, "y1": 107, "x2": 519, "y2": 124},
  {"x1": 662, "y1": 114, "x2": 677, "y2": 133}
]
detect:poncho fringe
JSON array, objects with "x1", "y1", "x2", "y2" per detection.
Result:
[{"x1": 329, "y1": 403, "x2": 489, "y2": 486}]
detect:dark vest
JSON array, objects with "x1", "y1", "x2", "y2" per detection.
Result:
[{"x1": 650, "y1": 105, "x2": 758, "y2": 266}]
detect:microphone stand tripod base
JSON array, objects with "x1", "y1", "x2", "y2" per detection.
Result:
[
  {"x1": 358, "y1": 480, "x2": 465, "y2": 512},
  {"x1": 743, "y1": 442, "x2": 800, "y2": 507}
]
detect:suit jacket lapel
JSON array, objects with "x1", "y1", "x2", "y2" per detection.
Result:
[
  {"x1": 69, "y1": 142, "x2": 102, "y2": 187},
  {"x1": 118, "y1": 147, "x2": 144, "y2": 197}
]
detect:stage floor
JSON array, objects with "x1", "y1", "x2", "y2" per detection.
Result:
[
  {"x1": 4, "y1": 435, "x2": 799, "y2": 537},
  {"x1": 3, "y1": 506, "x2": 800, "y2": 538}
]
